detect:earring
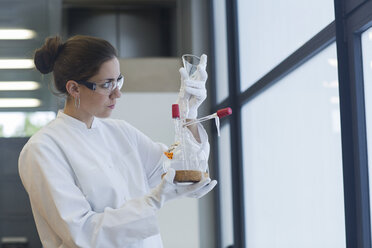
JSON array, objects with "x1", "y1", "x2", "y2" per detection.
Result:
[{"x1": 74, "y1": 96, "x2": 80, "y2": 109}]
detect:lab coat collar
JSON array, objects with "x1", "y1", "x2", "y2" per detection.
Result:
[{"x1": 57, "y1": 110, "x2": 99, "y2": 130}]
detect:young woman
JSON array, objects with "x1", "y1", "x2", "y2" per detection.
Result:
[{"x1": 18, "y1": 35, "x2": 216, "y2": 248}]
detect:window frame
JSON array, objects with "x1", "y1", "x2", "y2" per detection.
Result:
[{"x1": 210, "y1": 0, "x2": 372, "y2": 247}]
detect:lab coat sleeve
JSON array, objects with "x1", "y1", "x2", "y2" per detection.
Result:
[
  {"x1": 122, "y1": 122, "x2": 167, "y2": 189},
  {"x1": 19, "y1": 140, "x2": 159, "y2": 248}
]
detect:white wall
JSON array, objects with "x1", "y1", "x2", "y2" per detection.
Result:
[{"x1": 110, "y1": 92, "x2": 201, "y2": 248}]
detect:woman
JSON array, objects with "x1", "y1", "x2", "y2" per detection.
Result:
[{"x1": 18, "y1": 35, "x2": 217, "y2": 248}]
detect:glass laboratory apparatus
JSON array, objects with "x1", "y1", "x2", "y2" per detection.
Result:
[
  {"x1": 162, "y1": 54, "x2": 232, "y2": 182},
  {"x1": 163, "y1": 103, "x2": 232, "y2": 183}
]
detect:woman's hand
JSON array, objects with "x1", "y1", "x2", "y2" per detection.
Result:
[
  {"x1": 177, "y1": 54, "x2": 208, "y2": 120},
  {"x1": 146, "y1": 168, "x2": 216, "y2": 209}
]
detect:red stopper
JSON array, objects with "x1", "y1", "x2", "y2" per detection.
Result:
[
  {"x1": 217, "y1": 107, "x2": 232, "y2": 118},
  {"x1": 172, "y1": 104, "x2": 180, "y2": 118}
]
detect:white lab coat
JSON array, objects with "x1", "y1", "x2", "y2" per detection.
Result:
[{"x1": 18, "y1": 111, "x2": 209, "y2": 248}]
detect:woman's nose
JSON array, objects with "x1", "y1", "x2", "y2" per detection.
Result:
[{"x1": 110, "y1": 87, "x2": 122, "y2": 99}]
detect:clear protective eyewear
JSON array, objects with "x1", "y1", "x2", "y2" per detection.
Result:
[{"x1": 76, "y1": 74, "x2": 124, "y2": 95}]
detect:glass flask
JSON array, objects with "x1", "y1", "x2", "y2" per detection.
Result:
[
  {"x1": 162, "y1": 103, "x2": 232, "y2": 182},
  {"x1": 162, "y1": 104, "x2": 208, "y2": 182},
  {"x1": 162, "y1": 53, "x2": 232, "y2": 182}
]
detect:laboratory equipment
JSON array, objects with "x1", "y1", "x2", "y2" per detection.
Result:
[
  {"x1": 184, "y1": 107, "x2": 232, "y2": 137},
  {"x1": 163, "y1": 104, "x2": 232, "y2": 183},
  {"x1": 182, "y1": 54, "x2": 200, "y2": 79}
]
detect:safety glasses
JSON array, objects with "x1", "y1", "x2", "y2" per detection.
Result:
[{"x1": 76, "y1": 74, "x2": 124, "y2": 95}]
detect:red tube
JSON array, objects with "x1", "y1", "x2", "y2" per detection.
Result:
[
  {"x1": 172, "y1": 104, "x2": 180, "y2": 118},
  {"x1": 216, "y1": 107, "x2": 232, "y2": 118}
]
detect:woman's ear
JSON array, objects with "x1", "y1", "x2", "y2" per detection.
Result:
[{"x1": 65, "y1": 80, "x2": 80, "y2": 97}]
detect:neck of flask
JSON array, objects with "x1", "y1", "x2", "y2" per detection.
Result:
[{"x1": 172, "y1": 104, "x2": 182, "y2": 143}]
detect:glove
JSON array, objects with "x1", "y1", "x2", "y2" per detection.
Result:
[
  {"x1": 177, "y1": 54, "x2": 208, "y2": 119},
  {"x1": 146, "y1": 168, "x2": 215, "y2": 209},
  {"x1": 186, "y1": 178, "x2": 217, "y2": 198}
]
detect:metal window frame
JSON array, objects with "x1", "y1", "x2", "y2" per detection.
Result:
[
  {"x1": 335, "y1": 0, "x2": 372, "y2": 247},
  {"x1": 208, "y1": 1, "x2": 234, "y2": 247},
  {"x1": 209, "y1": 0, "x2": 372, "y2": 247}
]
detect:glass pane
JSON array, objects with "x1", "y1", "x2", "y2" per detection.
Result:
[
  {"x1": 0, "y1": 111, "x2": 55, "y2": 137},
  {"x1": 238, "y1": 0, "x2": 335, "y2": 92},
  {"x1": 217, "y1": 123, "x2": 234, "y2": 247},
  {"x1": 242, "y1": 43, "x2": 345, "y2": 247},
  {"x1": 361, "y1": 27, "x2": 372, "y2": 241},
  {"x1": 213, "y1": 0, "x2": 229, "y2": 103}
]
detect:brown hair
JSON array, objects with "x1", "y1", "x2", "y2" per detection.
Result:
[{"x1": 34, "y1": 35, "x2": 118, "y2": 95}]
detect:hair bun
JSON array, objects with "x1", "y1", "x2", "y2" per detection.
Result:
[{"x1": 34, "y1": 36, "x2": 63, "y2": 74}]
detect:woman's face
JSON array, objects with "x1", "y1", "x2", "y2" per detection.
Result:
[{"x1": 78, "y1": 57, "x2": 122, "y2": 119}]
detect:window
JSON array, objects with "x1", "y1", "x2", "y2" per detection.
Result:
[
  {"x1": 241, "y1": 43, "x2": 345, "y2": 247},
  {"x1": 213, "y1": 0, "x2": 229, "y2": 103},
  {"x1": 217, "y1": 123, "x2": 234, "y2": 247},
  {"x1": 0, "y1": 112, "x2": 55, "y2": 137},
  {"x1": 362, "y1": 27, "x2": 372, "y2": 241},
  {"x1": 212, "y1": 0, "x2": 372, "y2": 247},
  {"x1": 237, "y1": 0, "x2": 335, "y2": 91}
]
